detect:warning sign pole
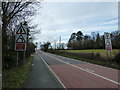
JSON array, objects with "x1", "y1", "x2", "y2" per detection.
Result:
[
  {"x1": 17, "y1": 51, "x2": 18, "y2": 66},
  {"x1": 23, "y1": 51, "x2": 25, "y2": 64},
  {"x1": 15, "y1": 23, "x2": 28, "y2": 66},
  {"x1": 106, "y1": 50, "x2": 111, "y2": 62},
  {"x1": 110, "y1": 51, "x2": 112, "y2": 62}
]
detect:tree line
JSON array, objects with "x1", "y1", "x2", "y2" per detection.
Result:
[
  {"x1": 2, "y1": 2, "x2": 40, "y2": 69},
  {"x1": 67, "y1": 30, "x2": 120, "y2": 50}
]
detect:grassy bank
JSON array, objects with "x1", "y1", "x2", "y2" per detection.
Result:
[
  {"x1": 48, "y1": 50, "x2": 120, "y2": 69},
  {"x1": 3, "y1": 55, "x2": 34, "y2": 88},
  {"x1": 60, "y1": 49, "x2": 120, "y2": 59}
]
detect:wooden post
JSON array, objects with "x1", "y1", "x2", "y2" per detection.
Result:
[
  {"x1": 106, "y1": 51, "x2": 109, "y2": 62},
  {"x1": 109, "y1": 51, "x2": 112, "y2": 62}
]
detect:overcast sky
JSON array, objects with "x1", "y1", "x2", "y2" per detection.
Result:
[{"x1": 31, "y1": 1, "x2": 118, "y2": 45}]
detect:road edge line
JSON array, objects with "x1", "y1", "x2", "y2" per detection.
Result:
[{"x1": 40, "y1": 55, "x2": 66, "y2": 89}]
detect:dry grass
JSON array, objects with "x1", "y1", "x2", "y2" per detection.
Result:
[{"x1": 60, "y1": 49, "x2": 120, "y2": 58}]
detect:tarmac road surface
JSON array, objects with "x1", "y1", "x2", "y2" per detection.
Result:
[{"x1": 37, "y1": 50, "x2": 120, "y2": 88}]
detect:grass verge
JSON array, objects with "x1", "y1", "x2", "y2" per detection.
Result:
[
  {"x1": 60, "y1": 49, "x2": 120, "y2": 59},
  {"x1": 3, "y1": 56, "x2": 33, "y2": 88}
]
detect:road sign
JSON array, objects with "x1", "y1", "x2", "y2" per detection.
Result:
[
  {"x1": 16, "y1": 24, "x2": 27, "y2": 34},
  {"x1": 15, "y1": 43, "x2": 26, "y2": 50},
  {"x1": 16, "y1": 34, "x2": 26, "y2": 43},
  {"x1": 16, "y1": 25, "x2": 26, "y2": 34},
  {"x1": 104, "y1": 32, "x2": 112, "y2": 51},
  {"x1": 15, "y1": 24, "x2": 27, "y2": 51}
]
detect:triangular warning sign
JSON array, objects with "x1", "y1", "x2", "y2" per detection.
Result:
[
  {"x1": 16, "y1": 34, "x2": 26, "y2": 43},
  {"x1": 16, "y1": 25, "x2": 26, "y2": 34}
]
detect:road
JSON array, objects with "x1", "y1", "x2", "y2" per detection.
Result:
[{"x1": 37, "y1": 50, "x2": 120, "y2": 88}]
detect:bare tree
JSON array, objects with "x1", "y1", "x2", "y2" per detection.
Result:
[{"x1": 2, "y1": 1, "x2": 40, "y2": 35}]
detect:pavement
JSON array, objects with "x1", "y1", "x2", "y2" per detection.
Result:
[
  {"x1": 25, "y1": 50, "x2": 120, "y2": 89},
  {"x1": 24, "y1": 51, "x2": 65, "y2": 88}
]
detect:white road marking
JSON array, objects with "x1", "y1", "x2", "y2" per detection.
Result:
[
  {"x1": 91, "y1": 63, "x2": 118, "y2": 71},
  {"x1": 43, "y1": 52, "x2": 120, "y2": 86},
  {"x1": 85, "y1": 68, "x2": 95, "y2": 73},
  {"x1": 40, "y1": 55, "x2": 66, "y2": 88},
  {"x1": 0, "y1": 74, "x2": 1, "y2": 76},
  {"x1": 46, "y1": 51, "x2": 118, "y2": 71}
]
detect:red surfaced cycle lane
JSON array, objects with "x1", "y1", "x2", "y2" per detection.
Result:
[{"x1": 50, "y1": 64, "x2": 119, "y2": 88}]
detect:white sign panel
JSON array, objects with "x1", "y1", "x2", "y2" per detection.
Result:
[
  {"x1": 15, "y1": 24, "x2": 27, "y2": 51},
  {"x1": 15, "y1": 34, "x2": 27, "y2": 43},
  {"x1": 104, "y1": 32, "x2": 112, "y2": 51}
]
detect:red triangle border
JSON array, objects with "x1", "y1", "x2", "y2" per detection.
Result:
[
  {"x1": 16, "y1": 34, "x2": 26, "y2": 43},
  {"x1": 16, "y1": 25, "x2": 26, "y2": 34}
]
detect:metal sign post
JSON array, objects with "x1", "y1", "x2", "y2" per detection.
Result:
[
  {"x1": 15, "y1": 24, "x2": 27, "y2": 66},
  {"x1": 104, "y1": 32, "x2": 112, "y2": 62},
  {"x1": 23, "y1": 51, "x2": 25, "y2": 64},
  {"x1": 17, "y1": 51, "x2": 18, "y2": 66}
]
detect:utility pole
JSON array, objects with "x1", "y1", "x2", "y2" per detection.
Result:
[
  {"x1": 54, "y1": 40, "x2": 57, "y2": 49},
  {"x1": 59, "y1": 36, "x2": 61, "y2": 49},
  {"x1": 91, "y1": 32, "x2": 96, "y2": 52},
  {"x1": 35, "y1": 42, "x2": 38, "y2": 50},
  {"x1": 39, "y1": 42, "x2": 41, "y2": 49}
]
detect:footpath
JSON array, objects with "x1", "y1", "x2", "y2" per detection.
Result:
[{"x1": 24, "y1": 51, "x2": 64, "y2": 88}]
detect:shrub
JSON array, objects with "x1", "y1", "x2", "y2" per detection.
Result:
[
  {"x1": 95, "y1": 53, "x2": 100, "y2": 58},
  {"x1": 114, "y1": 52, "x2": 120, "y2": 64}
]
